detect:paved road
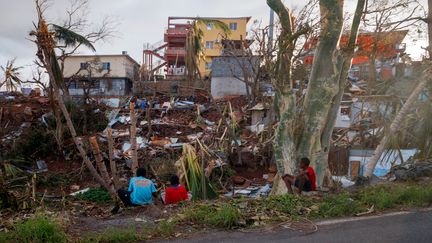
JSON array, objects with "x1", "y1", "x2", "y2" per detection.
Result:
[{"x1": 160, "y1": 210, "x2": 432, "y2": 243}]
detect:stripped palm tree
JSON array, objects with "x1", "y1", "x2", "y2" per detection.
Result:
[
  {"x1": 185, "y1": 18, "x2": 230, "y2": 82},
  {"x1": 29, "y1": 0, "x2": 113, "y2": 194},
  {"x1": 30, "y1": 1, "x2": 97, "y2": 149},
  {"x1": 0, "y1": 59, "x2": 23, "y2": 92}
]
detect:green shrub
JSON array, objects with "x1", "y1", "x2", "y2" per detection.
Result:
[
  {"x1": 360, "y1": 184, "x2": 432, "y2": 210},
  {"x1": 318, "y1": 193, "x2": 363, "y2": 218},
  {"x1": 0, "y1": 215, "x2": 67, "y2": 243},
  {"x1": 156, "y1": 220, "x2": 177, "y2": 237},
  {"x1": 75, "y1": 188, "x2": 112, "y2": 203},
  {"x1": 267, "y1": 194, "x2": 309, "y2": 216},
  {"x1": 208, "y1": 204, "x2": 241, "y2": 228},
  {"x1": 184, "y1": 203, "x2": 241, "y2": 229},
  {"x1": 10, "y1": 126, "x2": 56, "y2": 161}
]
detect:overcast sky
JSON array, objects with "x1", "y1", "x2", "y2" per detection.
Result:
[{"x1": 0, "y1": 0, "x2": 428, "y2": 82}]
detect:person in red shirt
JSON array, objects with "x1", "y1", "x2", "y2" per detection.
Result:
[
  {"x1": 282, "y1": 157, "x2": 317, "y2": 194},
  {"x1": 164, "y1": 175, "x2": 188, "y2": 205}
]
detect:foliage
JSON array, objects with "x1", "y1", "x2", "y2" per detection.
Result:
[
  {"x1": 317, "y1": 193, "x2": 363, "y2": 218},
  {"x1": 156, "y1": 219, "x2": 178, "y2": 238},
  {"x1": 44, "y1": 102, "x2": 108, "y2": 137},
  {"x1": 52, "y1": 24, "x2": 96, "y2": 52},
  {"x1": 0, "y1": 216, "x2": 68, "y2": 243},
  {"x1": 185, "y1": 18, "x2": 230, "y2": 79},
  {"x1": 267, "y1": 194, "x2": 311, "y2": 216},
  {"x1": 180, "y1": 144, "x2": 218, "y2": 200},
  {"x1": 10, "y1": 126, "x2": 57, "y2": 161},
  {"x1": 184, "y1": 203, "x2": 241, "y2": 229},
  {"x1": 74, "y1": 188, "x2": 112, "y2": 203},
  {"x1": 359, "y1": 184, "x2": 432, "y2": 210},
  {"x1": 0, "y1": 59, "x2": 22, "y2": 92},
  {"x1": 79, "y1": 227, "x2": 141, "y2": 243},
  {"x1": 37, "y1": 172, "x2": 75, "y2": 188}
]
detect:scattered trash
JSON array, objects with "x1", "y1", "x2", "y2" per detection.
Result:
[
  {"x1": 70, "y1": 188, "x2": 90, "y2": 196},
  {"x1": 36, "y1": 160, "x2": 48, "y2": 172}
]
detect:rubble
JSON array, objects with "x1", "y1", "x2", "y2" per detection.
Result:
[{"x1": 390, "y1": 160, "x2": 432, "y2": 181}]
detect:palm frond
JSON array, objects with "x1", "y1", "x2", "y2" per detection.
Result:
[{"x1": 51, "y1": 24, "x2": 96, "y2": 51}]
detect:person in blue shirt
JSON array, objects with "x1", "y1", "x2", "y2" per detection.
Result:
[{"x1": 117, "y1": 168, "x2": 157, "y2": 206}]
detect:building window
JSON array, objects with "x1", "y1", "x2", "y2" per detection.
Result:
[
  {"x1": 205, "y1": 62, "x2": 212, "y2": 70},
  {"x1": 205, "y1": 41, "x2": 214, "y2": 49},
  {"x1": 68, "y1": 81, "x2": 77, "y2": 89},
  {"x1": 206, "y1": 23, "x2": 213, "y2": 30},
  {"x1": 80, "y1": 62, "x2": 88, "y2": 69},
  {"x1": 229, "y1": 22, "x2": 237, "y2": 31},
  {"x1": 102, "y1": 62, "x2": 110, "y2": 70}
]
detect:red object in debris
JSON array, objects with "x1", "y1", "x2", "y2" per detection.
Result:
[{"x1": 165, "y1": 185, "x2": 188, "y2": 204}]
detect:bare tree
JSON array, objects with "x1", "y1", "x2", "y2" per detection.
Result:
[
  {"x1": 29, "y1": 0, "x2": 114, "y2": 194},
  {"x1": 30, "y1": 0, "x2": 116, "y2": 150},
  {"x1": 365, "y1": 67, "x2": 432, "y2": 177},
  {"x1": 362, "y1": 0, "x2": 426, "y2": 93}
]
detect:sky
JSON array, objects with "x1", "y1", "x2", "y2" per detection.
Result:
[{"x1": 0, "y1": 0, "x2": 429, "y2": 83}]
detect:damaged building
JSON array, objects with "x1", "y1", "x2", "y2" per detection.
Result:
[{"x1": 63, "y1": 53, "x2": 140, "y2": 97}]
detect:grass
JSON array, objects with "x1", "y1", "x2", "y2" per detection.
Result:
[
  {"x1": 2, "y1": 182, "x2": 432, "y2": 242},
  {"x1": 156, "y1": 219, "x2": 178, "y2": 237},
  {"x1": 0, "y1": 215, "x2": 68, "y2": 243},
  {"x1": 359, "y1": 183, "x2": 432, "y2": 210},
  {"x1": 317, "y1": 193, "x2": 364, "y2": 218},
  {"x1": 79, "y1": 227, "x2": 142, "y2": 243},
  {"x1": 266, "y1": 194, "x2": 311, "y2": 216},
  {"x1": 74, "y1": 188, "x2": 112, "y2": 203},
  {"x1": 184, "y1": 203, "x2": 241, "y2": 229}
]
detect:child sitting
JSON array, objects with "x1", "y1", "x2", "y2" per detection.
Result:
[{"x1": 161, "y1": 175, "x2": 189, "y2": 205}]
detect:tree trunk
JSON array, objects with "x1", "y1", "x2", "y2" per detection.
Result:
[
  {"x1": 267, "y1": 0, "x2": 297, "y2": 194},
  {"x1": 107, "y1": 128, "x2": 119, "y2": 190},
  {"x1": 364, "y1": 73, "x2": 431, "y2": 177},
  {"x1": 428, "y1": 0, "x2": 432, "y2": 59},
  {"x1": 269, "y1": 0, "x2": 365, "y2": 192},
  {"x1": 296, "y1": 0, "x2": 344, "y2": 186},
  {"x1": 38, "y1": 43, "x2": 112, "y2": 194},
  {"x1": 89, "y1": 136, "x2": 112, "y2": 187},
  {"x1": 130, "y1": 101, "x2": 138, "y2": 173}
]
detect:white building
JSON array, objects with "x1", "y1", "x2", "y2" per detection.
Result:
[{"x1": 63, "y1": 53, "x2": 140, "y2": 97}]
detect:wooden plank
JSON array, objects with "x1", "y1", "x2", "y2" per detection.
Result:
[{"x1": 350, "y1": 161, "x2": 361, "y2": 179}]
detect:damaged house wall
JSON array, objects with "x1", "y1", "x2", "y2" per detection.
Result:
[
  {"x1": 211, "y1": 56, "x2": 259, "y2": 98},
  {"x1": 63, "y1": 54, "x2": 140, "y2": 97}
]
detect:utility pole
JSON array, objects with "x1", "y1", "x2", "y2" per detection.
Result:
[{"x1": 268, "y1": 8, "x2": 275, "y2": 54}]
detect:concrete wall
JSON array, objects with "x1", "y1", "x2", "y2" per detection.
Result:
[
  {"x1": 211, "y1": 77, "x2": 247, "y2": 98},
  {"x1": 63, "y1": 55, "x2": 139, "y2": 80},
  {"x1": 212, "y1": 56, "x2": 257, "y2": 77},
  {"x1": 68, "y1": 79, "x2": 132, "y2": 96}
]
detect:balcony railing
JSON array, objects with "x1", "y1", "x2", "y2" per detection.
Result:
[
  {"x1": 166, "y1": 47, "x2": 186, "y2": 56},
  {"x1": 166, "y1": 28, "x2": 188, "y2": 36}
]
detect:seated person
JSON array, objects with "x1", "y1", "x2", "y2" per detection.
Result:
[
  {"x1": 117, "y1": 168, "x2": 157, "y2": 206},
  {"x1": 161, "y1": 175, "x2": 189, "y2": 205},
  {"x1": 282, "y1": 157, "x2": 316, "y2": 194}
]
